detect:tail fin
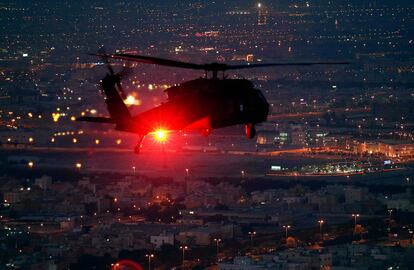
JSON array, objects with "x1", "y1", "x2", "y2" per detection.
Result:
[{"x1": 100, "y1": 74, "x2": 131, "y2": 129}]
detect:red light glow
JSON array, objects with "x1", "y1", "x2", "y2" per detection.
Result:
[
  {"x1": 111, "y1": 260, "x2": 143, "y2": 270},
  {"x1": 154, "y1": 129, "x2": 168, "y2": 142}
]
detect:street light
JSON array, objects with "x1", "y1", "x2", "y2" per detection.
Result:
[
  {"x1": 180, "y1": 246, "x2": 188, "y2": 265},
  {"x1": 283, "y1": 225, "x2": 291, "y2": 238},
  {"x1": 352, "y1": 213, "x2": 359, "y2": 230},
  {"x1": 185, "y1": 168, "x2": 189, "y2": 177},
  {"x1": 387, "y1": 209, "x2": 394, "y2": 230},
  {"x1": 213, "y1": 238, "x2": 221, "y2": 259},
  {"x1": 387, "y1": 209, "x2": 393, "y2": 219},
  {"x1": 318, "y1": 220, "x2": 324, "y2": 235},
  {"x1": 75, "y1": 162, "x2": 82, "y2": 170},
  {"x1": 145, "y1": 253, "x2": 155, "y2": 270},
  {"x1": 248, "y1": 231, "x2": 256, "y2": 243},
  {"x1": 132, "y1": 166, "x2": 136, "y2": 174}
]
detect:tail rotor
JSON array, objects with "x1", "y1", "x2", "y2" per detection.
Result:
[{"x1": 96, "y1": 47, "x2": 129, "y2": 100}]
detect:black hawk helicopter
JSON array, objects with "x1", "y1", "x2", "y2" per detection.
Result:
[{"x1": 78, "y1": 51, "x2": 347, "y2": 153}]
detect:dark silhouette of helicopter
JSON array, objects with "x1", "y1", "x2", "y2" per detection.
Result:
[{"x1": 78, "y1": 51, "x2": 347, "y2": 153}]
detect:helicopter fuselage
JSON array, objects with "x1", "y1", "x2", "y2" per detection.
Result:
[{"x1": 125, "y1": 78, "x2": 269, "y2": 136}]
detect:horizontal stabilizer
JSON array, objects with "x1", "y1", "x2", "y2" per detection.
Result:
[{"x1": 76, "y1": 116, "x2": 115, "y2": 124}]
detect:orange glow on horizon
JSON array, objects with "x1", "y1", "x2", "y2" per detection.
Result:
[{"x1": 124, "y1": 94, "x2": 142, "y2": 106}]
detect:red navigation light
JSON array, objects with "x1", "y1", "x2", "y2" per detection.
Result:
[{"x1": 154, "y1": 129, "x2": 168, "y2": 142}]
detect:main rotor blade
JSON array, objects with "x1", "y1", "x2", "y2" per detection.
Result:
[
  {"x1": 225, "y1": 61, "x2": 350, "y2": 70},
  {"x1": 105, "y1": 53, "x2": 205, "y2": 70},
  {"x1": 95, "y1": 52, "x2": 350, "y2": 72}
]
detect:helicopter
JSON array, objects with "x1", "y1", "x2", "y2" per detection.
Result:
[{"x1": 77, "y1": 51, "x2": 347, "y2": 154}]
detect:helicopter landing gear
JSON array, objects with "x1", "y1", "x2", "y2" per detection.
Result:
[
  {"x1": 245, "y1": 124, "x2": 256, "y2": 139},
  {"x1": 134, "y1": 135, "x2": 146, "y2": 154}
]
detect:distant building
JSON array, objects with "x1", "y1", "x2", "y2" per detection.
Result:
[
  {"x1": 219, "y1": 256, "x2": 265, "y2": 270},
  {"x1": 34, "y1": 175, "x2": 53, "y2": 190},
  {"x1": 345, "y1": 187, "x2": 368, "y2": 204},
  {"x1": 150, "y1": 232, "x2": 174, "y2": 249},
  {"x1": 3, "y1": 192, "x2": 22, "y2": 203},
  {"x1": 257, "y1": 3, "x2": 268, "y2": 26}
]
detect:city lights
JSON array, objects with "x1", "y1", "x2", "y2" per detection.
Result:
[
  {"x1": 52, "y1": 113, "x2": 61, "y2": 122},
  {"x1": 1, "y1": 2, "x2": 414, "y2": 269}
]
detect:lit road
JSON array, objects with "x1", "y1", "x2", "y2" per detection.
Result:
[{"x1": 267, "y1": 107, "x2": 371, "y2": 120}]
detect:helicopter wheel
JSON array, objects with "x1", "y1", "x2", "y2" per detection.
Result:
[{"x1": 245, "y1": 124, "x2": 256, "y2": 139}]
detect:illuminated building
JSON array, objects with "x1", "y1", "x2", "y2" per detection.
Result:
[
  {"x1": 354, "y1": 140, "x2": 414, "y2": 159},
  {"x1": 246, "y1": 54, "x2": 254, "y2": 62},
  {"x1": 231, "y1": 54, "x2": 254, "y2": 62},
  {"x1": 257, "y1": 3, "x2": 268, "y2": 26}
]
